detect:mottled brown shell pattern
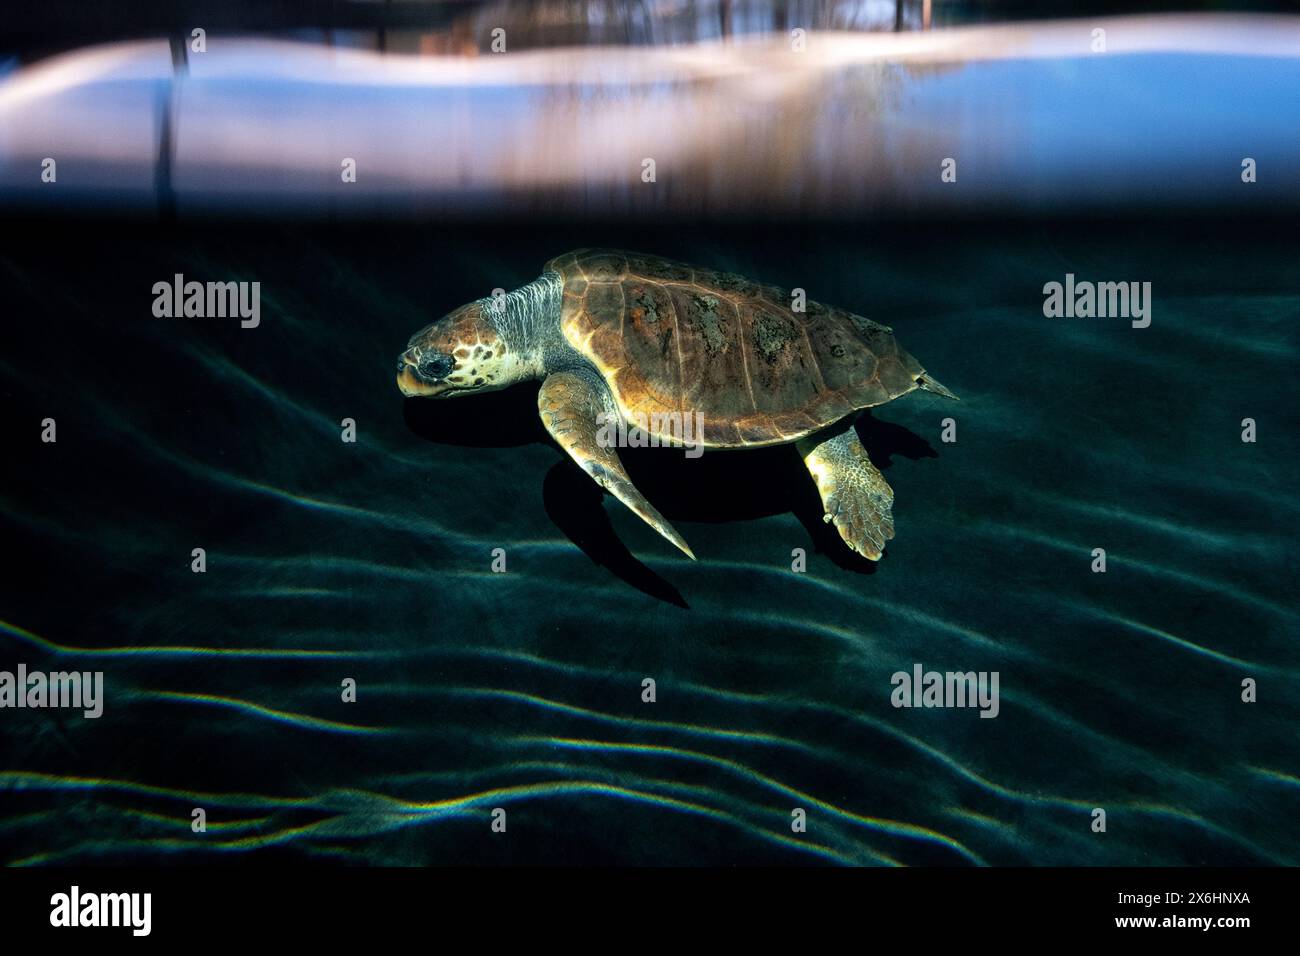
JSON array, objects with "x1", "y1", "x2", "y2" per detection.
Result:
[{"x1": 547, "y1": 248, "x2": 927, "y2": 448}]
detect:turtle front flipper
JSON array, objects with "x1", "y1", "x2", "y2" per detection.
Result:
[
  {"x1": 538, "y1": 371, "x2": 696, "y2": 560},
  {"x1": 797, "y1": 420, "x2": 895, "y2": 561}
]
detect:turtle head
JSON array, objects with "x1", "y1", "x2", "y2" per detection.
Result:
[
  {"x1": 398, "y1": 276, "x2": 558, "y2": 398},
  {"x1": 396, "y1": 302, "x2": 512, "y2": 399}
]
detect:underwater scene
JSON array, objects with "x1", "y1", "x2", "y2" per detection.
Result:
[
  {"x1": 3, "y1": 216, "x2": 1297, "y2": 866},
  {"x1": 1, "y1": 1, "x2": 1298, "y2": 873}
]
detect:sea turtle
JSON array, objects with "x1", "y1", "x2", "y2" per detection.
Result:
[{"x1": 396, "y1": 249, "x2": 957, "y2": 561}]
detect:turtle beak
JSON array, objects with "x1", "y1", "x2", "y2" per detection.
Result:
[{"x1": 396, "y1": 350, "x2": 448, "y2": 398}]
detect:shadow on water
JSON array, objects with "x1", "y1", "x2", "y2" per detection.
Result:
[
  {"x1": 402, "y1": 385, "x2": 548, "y2": 448},
  {"x1": 541, "y1": 463, "x2": 689, "y2": 608},
  {"x1": 401, "y1": 384, "x2": 691, "y2": 604},
  {"x1": 405, "y1": 382, "x2": 941, "y2": 590},
  {"x1": 858, "y1": 412, "x2": 938, "y2": 470}
]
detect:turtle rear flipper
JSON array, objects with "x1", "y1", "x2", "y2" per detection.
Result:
[
  {"x1": 797, "y1": 421, "x2": 895, "y2": 561},
  {"x1": 539, "y1": 371, "x2": 696, "y2": 560}
]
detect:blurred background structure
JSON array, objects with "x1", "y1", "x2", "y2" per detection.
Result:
[{"x1": 1, "y1": 2, "x2": 1298, "y2": 219}]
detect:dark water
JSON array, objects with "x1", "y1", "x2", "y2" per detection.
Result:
[{"x1": 1, "y1": 216, "x2": 1297, "y2": 865}]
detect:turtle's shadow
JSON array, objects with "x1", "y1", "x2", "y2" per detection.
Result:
[
  {"x1": 621, "y1": 413, "x2": 938, "y2": 579},
  {"x1": 405, "y1": 392, "x2": 939, "y2": 595},
  {"x1": 542, "y1": 464, "x2": 689, "y2": 608},
  {"x1": 403, "y1": 386, "x2": 547, "y2": 447},
  {"x1": 403, "y1": 388, "x2": 689, "y2": 605},
  {"x1": 857, "y1": 414, "x2": 940, "y2": 470}
]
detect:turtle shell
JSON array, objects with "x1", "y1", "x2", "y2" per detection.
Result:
[{"x1": 547, "y1": 248, "x2": 928, "y2": 448}]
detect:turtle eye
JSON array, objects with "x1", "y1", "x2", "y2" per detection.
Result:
[{"x1": 418, "y1": 353, "x2": 455, "y2": 381}]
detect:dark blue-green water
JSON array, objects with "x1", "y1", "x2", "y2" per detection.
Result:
[{"x1": 1, "y1": 218, "x2": 1297, "y2": 865}]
